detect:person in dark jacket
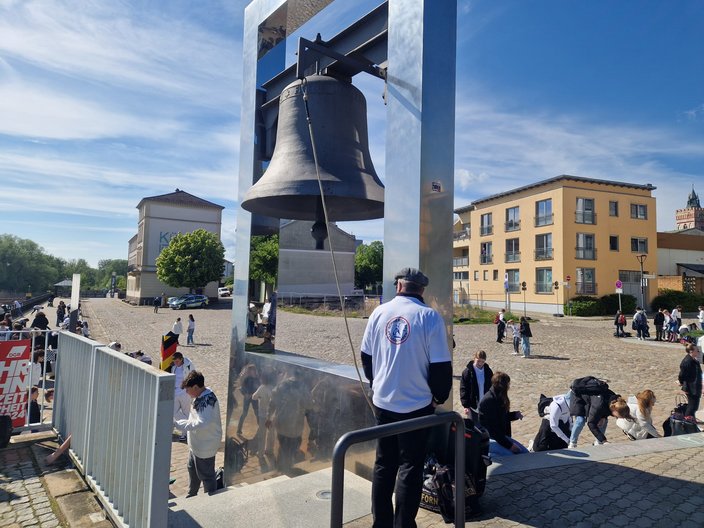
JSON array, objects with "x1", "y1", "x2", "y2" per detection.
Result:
[
  {"x1": 583, "y1": 389, "x2": 621, "y2": 445},
  {"x1": 653, "y1": 308, "x2": 665, "y2": 341},
  {"x1": 678, "y1": 344, "x2": 702, "y2": 419},
  {"x1": 30, "y1": 311, "x2": 50, "y2": 331},
  {"x1": 614, "y1": 310, "x2": 626, "y2": 337},
  {"x1": 460, "y1": 350, "x2": 493, "y2": 422},
  {"x1": 478, "y1": 372, "x2": 527, "y2": 457},
  {"x1": 519, "y1": 316, "x2": 532, "y2": 357}
]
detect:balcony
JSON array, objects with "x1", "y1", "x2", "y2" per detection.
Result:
[
  {"x1": 535, "y1": 213, "x2": 554, "y2": 227},
  {"x1": 576, "y1": 282, "x2": 598, "y2": 295},
  {"x1": 576, "y1": 247, "x2": 596, "y2": 260},
  {"x1": 535, "y1": 248, "x2": 554, "y2": 260},
  {"x1": 452, "y1": 257, "x2": 469, "y2": 267},
  {"x1": 480, "y1": 254, "x2": 493, "y2": 265},
  {"x1": 505, "y1": 220, "x2": 521, "y2": 232},
  {"x1": 480, "y1": 225, "x2": 493, "y2": 236},
  {"x1": 453, "y1": 229, "x2": 470, "y2": 242},
  {"x1": 505, "y1": 251, "x2": 521, "y2": 263},
  {"x1": 575, "y1": 211, "x2": 597, "y2": 224}
]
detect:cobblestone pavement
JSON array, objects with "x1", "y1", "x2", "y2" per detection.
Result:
[
  {"x1": 0, "y1": 442, "x2": 63, "y2": 528},
  {"x1": 69, "y1": 298, "x2": 703, "y2": 525}
]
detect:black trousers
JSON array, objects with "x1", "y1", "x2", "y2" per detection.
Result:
[
  {"x1": 187, "y1": 450, "x2": 216, "y2": 496},
  {"x1": 496, "y1": 321, "x2": 505, "y2": 342},
  {"x1": 372, "y1": 404, "x2": 434, "y2": 528},
  {"x1": 685, "y1": 392, "x2": 701, "y2": 418}
]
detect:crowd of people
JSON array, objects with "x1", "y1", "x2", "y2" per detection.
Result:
[
  {"x1": 460, "y1": 342, "x2": 702, "y2": 459},
  {"x1": 615, "y1": 304, "x2": 703, "y2": 343}
]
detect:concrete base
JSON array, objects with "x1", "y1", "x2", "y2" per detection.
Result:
[
  {"x1": 489, "y1": 431, "x2": 704, "y2": 476},
  {"x1": 168, "y1": 468, "x2": 371, "y2": 528}
]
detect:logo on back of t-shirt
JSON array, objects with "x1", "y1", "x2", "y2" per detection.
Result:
[{"x1": 385, "y1": 317, "x2": 410, "y2": 344}]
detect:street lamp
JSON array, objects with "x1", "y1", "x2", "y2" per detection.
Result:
[{"x1": 636, "y1": 254, "x2": 647, "y2": 310}]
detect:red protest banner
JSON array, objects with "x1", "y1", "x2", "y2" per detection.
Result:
[{"x1": 0, "y1": 340, "x2": 32, "y2": 428}]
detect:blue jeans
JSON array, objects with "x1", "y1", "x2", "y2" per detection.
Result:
[
  {"x1": 488, "y1": 438, "x2": 529, "y2": 458},
  {"x1": 569, "y1": 415, "x2": 585, "y2": 444},
  {"x1": 521, "y1": 336, "x2": 531, "y2": 356},
  {"x1": 187, "y1": 329, "x2": 194, "y2": 345}
]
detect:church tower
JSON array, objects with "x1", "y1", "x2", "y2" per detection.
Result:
[{"x1": 675, "y1": 186, "x2": 704, "y2": 230}]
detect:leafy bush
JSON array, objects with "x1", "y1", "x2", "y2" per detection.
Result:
[
  {"x1": 651, "y1": 289, "x2": 704, "y2": 312},
  {"x1": 600, "y1": 293, "x2": 637, "y2": 315},
  {"x1": 569, "y1": 296, "x2": 602, "y2": 316}
]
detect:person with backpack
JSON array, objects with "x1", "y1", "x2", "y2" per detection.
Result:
[
  {"x1": 495, "y1": 309, "x2": 506, "y2": 343},
  {"x1": 632, "y1": 307, "x2": 648, "y2": 340},
  {"x1": 568, "y1": 376, "x2": 621, "y2": 446},
  {"x1": 614, "y1": 310, "x2": 626, "y2": 338},
  {"x1": 532, "y1": 392, "x2": 572, "y2": 451},
  {"x1": 459, "y1": 350, "x2": 493, "y2": 422}
]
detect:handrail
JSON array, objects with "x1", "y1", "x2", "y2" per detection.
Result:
[{"x1": 330, "y1": 411, "x2": 465, "y2": 527}]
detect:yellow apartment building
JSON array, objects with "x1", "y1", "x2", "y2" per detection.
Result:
[{"x1": 453, "y1": 175, "x2": 658, "y2": 314}]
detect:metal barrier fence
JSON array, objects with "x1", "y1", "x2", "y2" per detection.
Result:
[
  {"x1": 53, "y1": 332, "x2": 175, "y2": 528},
  {"x1": 330, "y1": 412, "x2": 466, "y2": 528}
]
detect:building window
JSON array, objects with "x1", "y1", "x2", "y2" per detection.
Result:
[
  {"x1": 453, "y1": 271, "x2": 469, "y2": 280},
  {"x1": 609, "y1": 201, "x2": 619, "y2": 217},
  {"x1": 505, "y1": 238, "x2": 520, "y2": 263},
  {"x1": 505, "y1": 206, "x2": 520, "y2": 231},
  {"x1": 576, "y1": 268, "x2": 597, "y2": 295},
  {"x1": 453, "y1": 223, "x2": 471, "y2": 241},
  {"x1": 576, "y1": 197, "x2": 596, "y2": 224},
  {"x1": 473, "y1": 270, "x2": 479, "y2": 281},
  {"x1": 609, "y1": 235, "x2": 619, "y2": 251},
  {"x1": 535, "y1": 233, "x2": 553, "y2": 260},
  {"x1": 480, "y1": 242, "x2": 493, "y2": 264},
  {"x1": 453, "y1": 248, "x2": 469, "y2": 267},
  {"x1": 480, "y1": 213, "x2": 493, "y2": 236},
  {"x1": 535, "y1": 199, "x2": 553, "y2": 226},
  {"x1": 483, "y1": 270, "x2": 488, "y2": 281},
  {"x1": 536, "y1": 268, "x2": 553, "y2": 294},
  {"x1": 493, "y1": 270, "x2": 499, "y2": 281},
  {"x1": 576, "y1": 233, "x2": 596, "y2": 260},
  {"x1": 630, "y1": 204, "x2": 648, "y2": 219},
  {"x1": 507, "y1": 269, "x2": 520, "y2": 292},
  {"x1": 631, "y1": 237, "x2": 648, "y2": 253}
]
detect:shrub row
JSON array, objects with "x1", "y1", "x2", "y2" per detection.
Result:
[
  {"x1": 568, "y1": 293, "x2": 637, "y2": 316},
  {"x1": 650, "y1": 289, "x2": 704, "y2": 313}
]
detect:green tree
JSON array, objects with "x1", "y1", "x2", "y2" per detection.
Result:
[
  {"x1": 249, "y1": 235, "x2": 278, "y2": 286},
  {"x1": 355, "y1": 240, "x2": 383, "y2": 290},
  {"x1": 0, "y1": 234, "x2": 61, "y2": 292},
  {"x1": 97, "y1": 259, "x2": 128, "y2": 289},
  {"x1": 156, "y1": 229, "x2": 225, "y2": 291}
]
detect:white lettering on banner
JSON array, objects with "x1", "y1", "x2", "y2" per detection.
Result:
[
  {"x1": 7, "y1": 345, "x2": 28, "y2": 359},
  {"x1": 0, "y1": 360, "x2": 30, "y2": 393},
  {"x1": 0, "y1": 397, "x2": 26, "y2": 420}
]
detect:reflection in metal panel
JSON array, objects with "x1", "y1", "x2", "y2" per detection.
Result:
[{"x1": 53, "y1": 332, "x2": 174, "y2": 528}]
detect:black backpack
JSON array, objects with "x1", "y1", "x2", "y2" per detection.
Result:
[
  {"x1": 537, "y1": 394, "x2": 553, "y2": 417},
  {"x1": 570, "y1": 376, "x2": 609, "y2": 396}
]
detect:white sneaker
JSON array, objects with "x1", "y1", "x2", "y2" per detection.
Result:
[
  {"x1": 568, "y1": 442, "x2": 577, "y2": 449},
  {"x1": 593, "y1": 440, "x2": 604, "y2": 446}
]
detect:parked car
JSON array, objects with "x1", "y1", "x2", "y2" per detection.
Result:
[
  {"x1": 218, "y1": 287, "x2": 232, "y2": 297},
  {"x1": 168, "y1": 294, "x2": 209, "y2": 310}
]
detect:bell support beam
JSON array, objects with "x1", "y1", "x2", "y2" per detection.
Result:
[{"x1": 382, "y1": 0, "x2": 457, "y2": 366}]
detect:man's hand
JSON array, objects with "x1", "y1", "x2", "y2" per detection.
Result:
[{"x1": 510, "y1": 443, "x2": 522, "y2": 454}]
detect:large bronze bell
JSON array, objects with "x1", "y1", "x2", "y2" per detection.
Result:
[{"x1": 241, "y1": 74, "x2": 384, "y2": 225}]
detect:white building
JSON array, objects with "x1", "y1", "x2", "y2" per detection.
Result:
[{"x1": 126, "y1": 189, "x2": 224, "y2": 304}]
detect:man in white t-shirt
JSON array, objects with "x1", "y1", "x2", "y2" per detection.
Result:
[
  {"x1": 361, "y1": 267, "x2": 452, "y2": 527},
  {"x1": 698, "y1": 305, "x2": 704, "y2": 331}
]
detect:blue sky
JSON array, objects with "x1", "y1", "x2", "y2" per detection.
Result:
[{"x1": 1, "y1": 0, "x2": 702, "y2": 267}]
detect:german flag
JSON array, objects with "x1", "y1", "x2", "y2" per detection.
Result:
[{"x1": 160, "y1": 332, "x2": 179, "y2": 370}]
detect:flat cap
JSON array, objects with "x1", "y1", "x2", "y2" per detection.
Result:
[{"x1": 394, "y1": 267, "x2": 429, "y2": 287}]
